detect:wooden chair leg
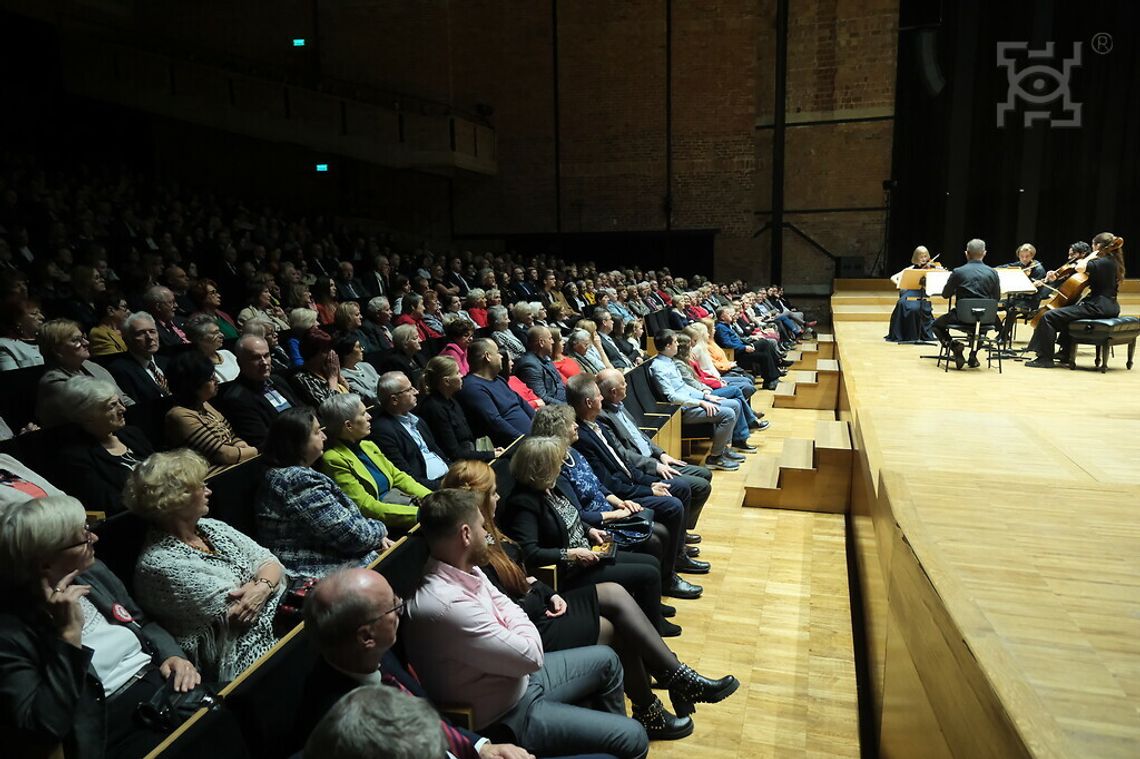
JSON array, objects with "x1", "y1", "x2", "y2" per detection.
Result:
[{"x1": 1128, "y1": 340, "x2": 1136, "y2": 370}]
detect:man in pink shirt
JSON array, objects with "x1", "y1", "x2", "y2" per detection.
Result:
[{"x1": 404, "y1": 490, "x2": 649, "y2": 759}]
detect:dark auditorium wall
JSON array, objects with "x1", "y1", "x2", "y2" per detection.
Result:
[{"x1": 4, "y1": 0, "x2": 900, "y2": 285}]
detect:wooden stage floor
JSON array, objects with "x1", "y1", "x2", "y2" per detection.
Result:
[{"x1": 837, "y1": 320, "x2": 1140, "y2": 758}]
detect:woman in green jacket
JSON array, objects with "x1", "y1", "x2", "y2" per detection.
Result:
[{"x1": 317, "y1": 393, "x2": 430, "y2": 533}]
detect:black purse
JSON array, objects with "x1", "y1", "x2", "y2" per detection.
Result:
[
  {"x1": 601, "y1": 510, "x2": 654, "y2": 547},
  {"x1": 135, "y1": 680, "x2": 219, "y2": 733}
]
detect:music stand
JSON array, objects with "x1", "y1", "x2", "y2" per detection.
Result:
[
  {"x1": 995, "y1": 270, "x2": 1037, "y2": 359},
  {"x1": 892, "y1": 269, "x2": 938, "y2": 345}
]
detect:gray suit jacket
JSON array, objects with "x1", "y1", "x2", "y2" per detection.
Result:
[{"x1": 597, "y1": 402, "x2": 664, "y2": 476}]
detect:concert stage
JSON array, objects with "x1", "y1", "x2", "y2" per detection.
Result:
[{"x1": 834, "y1": 286, "x2": 1140, "y2": 758}]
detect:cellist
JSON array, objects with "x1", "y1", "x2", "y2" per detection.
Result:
[{"x1": 1025, "y1": 233, "x2": 1125, "y2": 368}]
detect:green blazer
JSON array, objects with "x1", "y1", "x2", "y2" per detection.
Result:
[{"x1": 319, "y1": 440, "x2": 430, "y2": 530}]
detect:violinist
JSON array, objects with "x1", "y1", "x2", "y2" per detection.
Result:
[
  {"x1": 885, "y1": 246, "x2": 938, "y2": 343},
  {"x1": 932, "y1": 238, "x2": 1001, "y2": 369},
  {"x1": 997, "y1": 243, "x2": 1047, "y2": 342},
  {"x1": 1026, "y1": 233, "x2": 1124, "y2": 368}
]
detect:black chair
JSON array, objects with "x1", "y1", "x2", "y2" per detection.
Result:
[
  {"x1": 1066, "y1": 316, "x2": 1140, "y2": 372},
  {"x1": 937, "y1": 298, "x2": 1003, "y2": 373},
  {"x1": 0, "y1": 364, "x2": 46, "y2": 430},
  {"x1": 204, "y1": 457, "x2": 269, "y2": 537}
]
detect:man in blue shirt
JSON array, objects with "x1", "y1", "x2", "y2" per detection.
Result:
[{"x1": 456, "y1": 339, "x2": 535, "y2": 447}]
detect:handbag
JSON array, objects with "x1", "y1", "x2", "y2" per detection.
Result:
[
  {"x1": 135, "y1": 681, "x2": 218, "y2": 733},
  {"x1": 272, "y1": 575, "x2": 318, "y2": 636},
  {"x1": 602, "y1": 510, "x2": 654, "y2": 547}
]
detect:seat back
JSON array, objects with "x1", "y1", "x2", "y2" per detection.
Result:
[
  {"x1": 375, "y1": 530, "x2": 430, "y2": 601},
  {"x1": 204, "y1": 457, "x2": 268, "y2": 536},
  {"x1": 955, "y1": 298, "x2": 1000, "y2": 327},
  {"x1": 0, "y1": 364, "x2": 46, "y2": 430}
]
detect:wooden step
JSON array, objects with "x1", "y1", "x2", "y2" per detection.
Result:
[
  {"x1": 743, "y1": 421, "x2": 853, "y2": 513},
  {"x1": 814, "y1": 419, "x2": 851, "y2": 451},
  {"x1": 816, "y1": 358, "x2": 840, "y2": 374},
  {"x1": 816, "y1": 334, "x2": 836, "y2": 360},
  {"x1": 774, "y1": 380, "x2": 797, "y2": 399},
  {"x1": 780, "y1": 438, "x2": 815, "y2": 470},
  {"x1": 774, "y1": 364, "x2": 839, "y2": 410},
  {"x1": 787, "y1": 370, "x2": 818, "y2": 384}
]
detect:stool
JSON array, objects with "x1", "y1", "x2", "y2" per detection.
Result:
[{"x1": 1066, "y1": 317, "x2": 1140, "y2": 372}]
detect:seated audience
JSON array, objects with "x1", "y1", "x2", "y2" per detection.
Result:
[
  {"x1": 256, "y1": 407, "x2": 390, "y2": 577},
  {"x1": 165, "y1": 351, "x2": 257, "y2": 472},
  {"x1": 216, "y1": 335, "x2": 300, "y2": 448},
  {"x1": 377, "y1": 323, "x2": 427, "y2": 389},
  {"x1": 446, "y1": 461, "x2": 738, "y2": 738},
  {"x1": 0, "y1": 495, "x2": 200, "y2": 759},
  {"x1": 618, "y1": 319, "x2": 646, "y2": 365},
  {"x1": 648, "y1": 331, "x2": 741, "y2": 471},
  {"x1": 550, "y1": 327, "x2": 582, "y2": 381},
  {"x1": 371, "y1": 371, "x2": 451, "y2": 489},
  {"x1": 513, "y1": 326, "x2": 568, "y2": 405},
  {"x1": 360, "y1": 296, "x2": 395, "y2": 352},
  {"x1": 189, "y1": 278, "x2": 239, "y2": 340},
  {"x1": 464, "y1": 288, "x2": 489, "y2": 328},
  {"x1": 566, "y1": 329, "x2": 606, "y2": 374},
  {"x1": 456, "y1": 339, "x2": 534, "y2": 447},
  {"x1": 335, "y1": 336, "x2": 380, "y2": 405},
  {"x1": 141, "y1": 285, "x2": 190, "y2": 347},
  {"x1": 672, "y1": 334, "x2": 764, "y2": 438},
  {"x1": 713, "y1": 306, "x2": 781, "y2": 389},
  {"x1": 488, "y1": 305, "x2": 525, "y2": 362},
  {"x1": 595, "y1": 309, "x2": 633, "y2": 369},
  {"x1": 311, "y1": 276, "x2": 341, "y2": 326},
  {"x1": 284, "y1": 307, "x2": 319, "y2": 367},
  {"x1": 185, "y1": 313, "x2": 240, "y2": 383},
  {"x1": 36, "y1": 318, "x2": 135, "y2": 427},
  {"x1": 298, "y1": 568, "x2": 530, "y2": 759},
  {"x1": 393, "y1": 293, "x2": 441, "y2": 341},
  {"x1": 236, "y1": 281, "x2": 289, "y2": 331},
  {"x1": 0, "y1": 296, "x2": 44, "y2": 370},
  {"x1": 125, "y1": 450, "x2": 285, "y2": 681},
  {"x1": 303, "y1": 685, "x2": 448, "y2": 759},
  {"x1": 55, "y1": 376, "x2": 154, "y2": 514},
  {"x1": 406, "y1": 489, "x2": 650, "y2": 759},
  {"x1": 291, "y1": 328, "x2": 349, "y2": 408},
  {"x1": 87, "y1": 291, "x2": 130, "y2": 356},
  {"x1": 241, "y1": 315, "x2": 292, "y2": 374},
  {"x1": 437, "y1": 316, "x2": 475, "y2": 375},
  {"x1": 317, "y1": 393, "x2": 426, "y2": 533},
  {"x1": 418, "y1": 356, "x2": 502, "y2": 464},
  {"x1": 109, "y1": 312, "x2": 171, "y2": 401},
  {"x1": 333, "y1": 301, "x2": 375, "y2": 353}
]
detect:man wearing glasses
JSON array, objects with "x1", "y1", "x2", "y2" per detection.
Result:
[{"x1": 300, "y1": 568, "x2": 535, "y2": 759}]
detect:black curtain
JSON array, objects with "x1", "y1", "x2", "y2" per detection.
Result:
[{"x1": 890, "y1": 0, "x2": 1139, "y2": 274}]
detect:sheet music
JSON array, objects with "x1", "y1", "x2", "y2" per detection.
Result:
[{"x1": 921, "y1": 268, "x2": 1036, "y2": 297}]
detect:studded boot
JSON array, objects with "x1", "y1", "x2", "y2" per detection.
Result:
[
  {"x1": 665, "y1": 664, "x2": 741, "y2": 717},
  {"x1": 631, "y1": 695, "x2": 694, "y2": 740}
]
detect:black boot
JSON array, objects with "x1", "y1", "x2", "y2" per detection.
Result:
[
  {"x1": 665, "y1": 664, "x2": 740, "y2": 717},
  {"x1": 632, "y1": 695, "x2": 694, "y2": 740}
]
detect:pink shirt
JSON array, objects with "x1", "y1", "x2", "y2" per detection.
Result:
[
  {"x1": 439, "y1": 342, "x2": 470, "y2": 375},
  {"x1": 404, "y1": 558, "x2": 544, "y2": 730}
]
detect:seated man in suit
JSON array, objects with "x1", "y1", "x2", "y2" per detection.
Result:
[
  {"x1": 215, "y1": 334, "x2": 301, "y2": 447},
  {"x1": 512, "y1": 326, "x2": 567, "y2": 406},
  {"x1": 405, "y1": 491, "x2": 650, "y2": 759},
  {"x1": 595, "y1": 369, "x2": 711, "y2": 543},
  {"x1": 302, "y1": 685, "x2": 450, "y2": 759},
  {"x1": 372, "y1": 370, "x2": 451, "y2": 489},
  {"x1": 360, "y1": 296, "x2": 395, "y2": 353},
  {"x1": 299, "y1": 568, "x2": 534, "y2": 759},
  {"x1": 564, "y1": 375, "x2": 705, "y2": 600},
  {"x1": 931, "y1": 238, "x2": 1002, "y2": 370},
  {"x1": 141, "y1": 286, "x2": 190, "y2": 347},
  {"x1": 457, "y1": 339, "x2": 535, "y2": 447},
  {"x1": 335, "y1": 261, "x2": 365, "y2": 301},
  {"x1": 109, "y1": 311, "x2": 171, "y2": 401},
  {"x1": 593, "y1": 309, "x2": 633, "y2": 369}
]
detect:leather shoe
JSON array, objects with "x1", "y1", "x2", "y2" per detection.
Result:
[
  {"x1": 967, "y1": 354, "x2": 981, "y2": 368},
  {"x1": 1025, "y1": 357, "x2": 1055, "y2": 369},
  {"x1": 676, "y1": 556, "x2": 710, "y2": 574},
  {"x1": 658, "y1": 618, "x2": 683, "y2": 637},
  {"x1": 664, "y1": 575, "x2": 703, "y2": 599},
  {"x1": 685, "y1": 532, "x2": 702, "y2": 544},
  {"x1": 950, "y1": 340, "x2": 966, "y2": 370},
  {"x1": 685, "y1": 545, "x2": 701, "y2": 557},
  {"x1": 731, "y1": 441, "x2": 758, "y2": 453},
  {"x1": 763, "y1": 379, "x2": 780, "y2": 391},
  {"x1": 749, "y1": 420, "x2": 770, "y2": 432},
  {"x1": 660, "y1": 603, "x2": 676, "y2": 617}
]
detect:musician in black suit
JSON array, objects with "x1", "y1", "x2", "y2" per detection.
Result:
[
  {"x1": 296, "y1": 568, "x2": 529, "y2": 758},
  {"x1": 931, "y1": 238, "x2": 1002, "y2": 370},
  {"x1": 109, "y1": 312, "x2": 171, "y2": 402},
  {"x1": 371, "y1": 371, "x2": 451, "y2": 489},
  {"x1": 997, "y1": 243, "x2": 1047, "y2": 343},
  {"x1": 215, "y1": 335, "x2": 300, "y2": 447}
]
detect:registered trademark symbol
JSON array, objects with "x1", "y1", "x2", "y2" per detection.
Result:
[{"x1": 1091, "y1": 33, "x2": 1113, "y2": 55}]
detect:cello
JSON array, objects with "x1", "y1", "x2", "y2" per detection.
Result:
[{"x1": 1030, "y1": 237, "x2": 1124, "y2": 327}]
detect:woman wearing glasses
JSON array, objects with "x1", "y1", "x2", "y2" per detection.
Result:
[
  {"x1": 0, "y1": 495, "x2": 200, "y2": 759},
  {"x1": 35, "y1": 318, "x2": 135, "y2": 428},
  {"x1": 125, "y1": 450, "x2": 285, "y2": 682}
]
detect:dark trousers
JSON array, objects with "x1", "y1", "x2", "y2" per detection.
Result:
[
  {"x1": 564, "y1": 552, "x2": 662, "y2": 629},
  {"x1": 675, "y1": 465, "x2": 712, "y2": 529},
  {"x1": 632, "y1": 495, "x2": 685, "y2": 584},
  {"x1": 736, "y1": 341, "x2": 780, "y2": 381},
  {"x1": 1028, "y1": 297, "x2": 1120, "y2": 360}
]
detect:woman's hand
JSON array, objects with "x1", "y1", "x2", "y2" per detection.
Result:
[
  {"x1": 379, "y1": 536, "x2": 395, "y2": 551},
  {"x1": 42, "y1": 571, "x2": 90, "y2": 648},
  {"x1": 621, "y1": 500, "x2": 643, "y2": 513},
  {"x1": 566, "y1": 547, "x2": 598, "y2": 565},
  {"x1": 227, "y1": 582, "x2": 273, "y2": 628},
  {"x1": 604, "y1": 508, "x2": 631, "y2": 521},
  {"x1": 159, "y1": 656, "x2": 202, "y2": 692},
  {"x1": 545, "y1": 594, "x2": 568, "y2": 618},
  {"x1": 1046, "y1": 270, "x2": 1058, "y2": 282},
  {"x1": 587, "y1": 528, "x2": 609, "y2": 546}
]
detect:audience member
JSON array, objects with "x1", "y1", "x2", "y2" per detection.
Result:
[
  {"x1": 456, "y1": 339, "x2": 534, "y2": 446},
  {"x1": 165, "y1": 351, "x2": 257, "y2": 472},
  {"x1": 335, "y1": 336, "x2": 380, "y2": 405},
  {"x1": 302, "y1": 685, "x2": 448, "y2": 759},
  {"x1": 360, "y1": 296, "x2": 395, "y2": 352},
  {"x1": 0, "y1": 453, "x2": 64, "y2": 508},
  {"x1": 291, "y1": 328, "x2": 349, "y2": 407},
  {"x1": 185, "y1": 313, "x2": 240, "y2": 383},
  {"x1": 437, "y1": 316, "x2": 475, "y2": 375},
  {"x1": 216, "y1": 335, "x2": 300, "y2": 447},
  {"x1": 125, "y1": 450, "x2": 284, "y2": 681},
  {"x1": 189, "y1": 278, "x2": 239, "y2": 340},
  {"x1": 0, "y1": 296, "x2": 45, "y2": 370},
  {"x1": 142, "y1": 285, "x2": 190, "y2": 347},
  {"x1": 36, "y1": 318, "x2": 135, "y2": 427},
  {"x1": 371, "y1": 371, "x2": 451, "y2": 489},
  {"x1": 108, "y1": 312, "x2": 171, "y2": 401},
  {"x1": 377, "y1": 324, "x2": 427, "y2": 389}
]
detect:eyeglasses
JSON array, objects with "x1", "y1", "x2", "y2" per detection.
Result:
[
  {"x1": 361, "y1": 597, "x2": 405, "y2": 626},
  {"x1": 393, "y1": 386, "x2": 416, "y2": 396},
  {"x1": 61, "y1": 525, "x2": 99, "y2": 551}
]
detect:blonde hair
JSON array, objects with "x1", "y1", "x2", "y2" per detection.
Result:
[
  {"x1": 509, "y1": 436, "x2": 568, "y2": 490},
  {"x1": 37, "y1": 318, "x2": 83, "y2": 363},
  {"x1": 530, "y1": 404, "x2": 577, "y2": 443},
  {"x1": 334, "y1": 301, "x2": 361, "y2": 331},
  {"x1": 576, "y1": 319, "x2": 598, "y2": 337},
  {"x1": 423, "y1": 356, "x2": 459, "y2": 395},
  {"x1": 123, "y1": 449, "x2": 209, "y2": 521},
  {"x1": 289, "y1": 308, "x2": 319, "y2": 330}
]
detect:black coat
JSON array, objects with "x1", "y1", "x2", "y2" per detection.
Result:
[
  {"x1": 108, "y1": 354, "x2": 170, "y2": 403},
  {"x1": 0, "y1": 560, "x2": 185, "y2": 759},
  {"x1": 499, "y1": 480, "x2": 586, "y2": 571},
  {"x1": 370, "y1": 412, "x2": 450, "y2": 489},
  {"x1": 56, "y1": 425, "x2": 155, "y2": 515},
  {"x1": 377, "y1": 351, "x2": 426, "y2": 390},
  {"x1": 573, "y1": 422, "x2": 655, "y2": 500},
  {"x1": 215, "y1": 374, "x2": 301, "y2": 448},
  {"x1": 415, "y1": 394, "x2": 494, "y2": 463}
]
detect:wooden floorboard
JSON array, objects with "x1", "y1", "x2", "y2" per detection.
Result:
[{"x1": 647, "y1": 393, "x2": 860, "y2": 758}]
